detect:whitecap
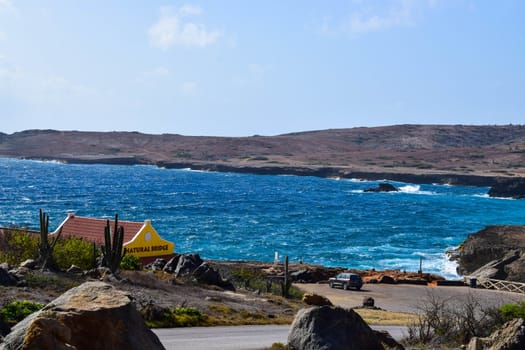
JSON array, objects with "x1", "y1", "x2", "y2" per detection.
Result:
[{"x1": 398, "y1": 184, "x2": 436, "y2": 195}]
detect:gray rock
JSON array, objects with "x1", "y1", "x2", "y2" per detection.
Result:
[
  {"x1": 66, "y1": 264, "x2": 83, "y2": 274},
  {"x1": 192, "y1": 262, "x2": 235, "y2": 291},
  {"x1": 146, "y1": 258, "x2": 167, "y2": 271},
  {"x1": 470, "y1": 250, "x2": 521, "y2": 280},
  {"x1": 287, "y1": 306, "x2": 404, "y2": 350},
  {"x1": 162, "y1": 254, "x2": 180, "y2": 273},
  {"x1": 467, "y1": 318, "x2": 525, "y2": 350},
  {"x1": 19, "y1": 259, "x2": 37, "y2": 269},
  {"x1": 453, "y1": 226, "x2": 525, "y2": 278},
  {"x1": 175, "y1": 254, "x2": 203, "y2": 277},
  {"x1": 362, "y1": 296, "x2": 375, "y2": 307},
  {"x1": 0, "y1": 281, "x2": 165, "y2": 350},
  {"x1": 0, "y1": 268, "x2": 17, "y2": 286}
]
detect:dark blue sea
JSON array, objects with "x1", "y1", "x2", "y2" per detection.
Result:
[{"x1": 2, "y1": 158, "x2": 525, "y2": 279}]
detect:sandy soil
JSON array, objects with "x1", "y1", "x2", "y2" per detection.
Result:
[{"x1": 295, "y1": 282, "x2": 524, "y2": 314}]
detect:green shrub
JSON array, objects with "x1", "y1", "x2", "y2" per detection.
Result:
[
  {"x1": 145, "y1": 306, "x2": 206, "y2": 328},
  {"x1": 500, "y1": 302, "x2": 525, "y2": 322},
  {"x1": 0, "y1": 300, "x2": 44, "y2": 326},
  {"x1": 120, "y1": 254, "x2": 142, "y2": 270},
  {"x1": 53, "y1": 236, "x2": 95, "y2": 270},
  {"x1": 0, "y1": 229, "x2": 39, "y2": 266}
]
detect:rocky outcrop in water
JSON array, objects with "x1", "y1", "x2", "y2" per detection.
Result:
[
  {"x1": 287, "y1": 306, "x2": 404, "y2": 350},
  {"x1": 452, "y1": 226, "x2": 525, "y2": 282},
  {"x1": 488, "y1": 178, "x2": 525, "y2": 199},
  {"x1": 0, "y1": 281, "x2": 165, "y2": 350},
  {"x1": 364, "y1": 183, "x2": 399, "y2": 192}
]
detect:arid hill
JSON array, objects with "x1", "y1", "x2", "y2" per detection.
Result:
[{"x1": 1, "y1": 125, "x2": 525, "y2": 186}]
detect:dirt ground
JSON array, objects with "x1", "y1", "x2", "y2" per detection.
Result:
[{"x1": 296, "y1": 282, "x2": 524, "y2": 314}]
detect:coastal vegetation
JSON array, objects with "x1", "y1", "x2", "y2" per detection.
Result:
[
  {"x1": 100, "y1": 214, "x2": 126, "y2": 274},
  {"x1": 0, "y1": 300, "x2": 44, "y2": 327},
  {"x1": 404, "y1": 291, "x2": 522, "y2": 348}
]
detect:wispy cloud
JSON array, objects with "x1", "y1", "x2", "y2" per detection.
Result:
[
  {"x1": 322, "y1": 0, "x2": 439, "y2": 35},
  {"x1": 149, "y1": 5, "x2": 221, "y2": 49}
]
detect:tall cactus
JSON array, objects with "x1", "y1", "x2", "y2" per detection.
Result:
[
  {"x1": 101, "y1": 214, "x2": 126, "y2": 274},
  {"x1": 38, "y1": 209, "x2": 61, "y2": 271}
]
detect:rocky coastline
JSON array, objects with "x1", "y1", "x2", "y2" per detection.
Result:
[
  {"x1": 18, "y1": 156, "x2": 525, "y2": 197},
  {"x1": 1, "y1": 125, "x2": 525, "y2": 198},
  {"x1": 450, "y1": 225, "x2": 525, "y2": 282}
]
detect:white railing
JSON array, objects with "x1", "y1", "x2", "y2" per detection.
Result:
[{"x1": 466, "y1": 276, "x2": 525, "y2": 294}]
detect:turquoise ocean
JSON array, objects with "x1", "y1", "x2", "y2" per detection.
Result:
[{"x1": 2, "y1": 158, "x2": 525, "y2": 279}]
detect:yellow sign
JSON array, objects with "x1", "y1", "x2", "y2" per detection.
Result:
[{"x1": 123, "y1": 220, "x2": 175, "y2": 258}]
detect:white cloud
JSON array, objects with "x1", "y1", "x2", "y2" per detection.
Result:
[
  {"x1": 348, "y1": 0, "x2": 417, "y2": 33},
  {"x1": 322, "y1": 0, "x2": 439, "y2": 35},
  {"x1": 149, "y1": 5, "x2": 221, "y2": 49}
]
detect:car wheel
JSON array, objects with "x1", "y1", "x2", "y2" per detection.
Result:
[
  {"x1": 343, "y1": 282, "x2": 348, "y2": 290},
  {"x1": 355, "y1": 286, "x2": 361, "y2": 291},
  {"x1": 329, "y1": 281, "x2": 334, "y2": 288}
]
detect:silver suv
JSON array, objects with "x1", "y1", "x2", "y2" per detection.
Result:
[{"x1": 328, "y1": 273, "x2": 363, "y2": 290}]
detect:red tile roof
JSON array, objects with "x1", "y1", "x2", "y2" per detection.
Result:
[{"x1": 53, "y1": 214, "x2": 145, "y2": 245}]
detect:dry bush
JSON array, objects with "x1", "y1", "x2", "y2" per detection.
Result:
[{"x1": 406, "y1": 291, "x2": 502, "y2": 347}]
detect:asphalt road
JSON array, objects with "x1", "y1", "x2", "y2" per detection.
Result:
[
  {"x1": 153, "y1": 325, "x2": 408, "y2": 350},
  {"x1": 153, "y1": 283, "x2": 523, "y2": 349}
]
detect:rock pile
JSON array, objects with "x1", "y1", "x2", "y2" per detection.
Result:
[{"x1": 145, "y1": 254, "x2": 235, "y2": 290}]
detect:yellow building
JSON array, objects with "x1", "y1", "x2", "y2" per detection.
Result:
[{"x1": 53, "y1": 213, "x2": 175, "y2": 264}]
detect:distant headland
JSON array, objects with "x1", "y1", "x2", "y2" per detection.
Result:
[{"x1": 1, "y1": 125, "x2": 525, "y2": 197}]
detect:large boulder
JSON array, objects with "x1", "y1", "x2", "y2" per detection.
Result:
[
  {"x1": 452, "y1": 226, "x2": 525, "y2": 281},
  {"x1": 162, "y1": 254, "x2": 181, "y2": 274},
  {"x1": 287, "y1": 306, "x2": 404, "y2": 350},
  {"x1": 467, "y1": 318, "x2": 525, "y2": 350},
  {"x1": 175, "y1": 254, "x2": 203, "y2": 277},
  {"x1": 469, "y1": 250, "x2": 524, "y2": 280},
  {"x1": 192, "y1": 262, "x2": 235, "y2": 291},
  {"x1": 488, "y1": 178, "x2": 525, "y2": 199},
  {"x1": 0, "y1": 281, "x2": 165, "y2": 350}
]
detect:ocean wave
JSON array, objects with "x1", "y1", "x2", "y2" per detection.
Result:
[{"x1": 398, "y1": 184, "x2": 435, "y2": 195}]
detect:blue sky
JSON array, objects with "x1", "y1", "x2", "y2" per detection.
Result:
[{"x1": 0, "y1": 0, "x2": 523, "y2": 136}]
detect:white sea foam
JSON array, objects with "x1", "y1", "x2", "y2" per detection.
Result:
[{"x1": 398, "y1": 184, "x2": 436, "y2": 195}]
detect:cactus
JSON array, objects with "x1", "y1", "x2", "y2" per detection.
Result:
[
  {"x1": 38, "y1": 209, "x2": 61, "y2": 271},
  {"x1": 101, "y1": 214, "x2": 126, "y2": 274}
]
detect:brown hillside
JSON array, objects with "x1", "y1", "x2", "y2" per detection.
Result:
[{"x1": 1, "y1": 125, "x2": 525, "y2": 178}]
